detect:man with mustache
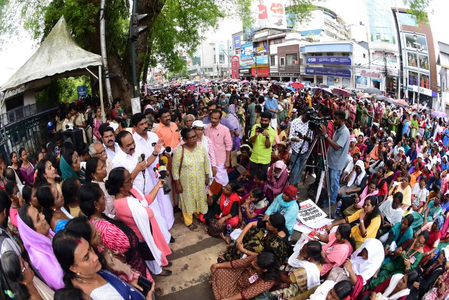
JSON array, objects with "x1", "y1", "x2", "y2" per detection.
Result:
[
  {"x1": 100, "y1": 125, "x2": 120, "y2": 160},
  {"x1": 249, "y1": 111, "x2": 276, "y2": 176},
  {"x1": 111, "y1": 130, "x2": 172, "y2": 244},
  {"x1": 132, "y1": 113, "x2": 175, "y2": 232}
]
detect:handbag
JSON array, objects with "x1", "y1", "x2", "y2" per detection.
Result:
[{"x1": 206, "y1": 218, "x2": 226, "y2": 238}]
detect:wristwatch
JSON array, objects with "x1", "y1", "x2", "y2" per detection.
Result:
[{"x1": 324, "y1": 134, "x2": 329, "y2": 139}]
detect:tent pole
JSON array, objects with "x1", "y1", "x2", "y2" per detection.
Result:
[
  {"x1": 99, "y1": 0, "x2": 113, "y2": 108},
  {"x1": 99, "y1": 66, "x2": 106, "y2": 122}
]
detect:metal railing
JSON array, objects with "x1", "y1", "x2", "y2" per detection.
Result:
[{"x1": 0, "y1": 104, "x2": 38, "y2": 126}]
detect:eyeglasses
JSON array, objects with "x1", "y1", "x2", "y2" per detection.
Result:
[{"x1": 186, "y1": 135, "x2": 197, "y2": 140}]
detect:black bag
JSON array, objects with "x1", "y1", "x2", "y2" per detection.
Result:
[{"x1": 138, "y1": 242, "x2": 154, "y2": 261}]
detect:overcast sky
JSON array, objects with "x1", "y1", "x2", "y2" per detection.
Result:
[{"x1": 0, "y1": 0, "x2": 448, "y2": 85}]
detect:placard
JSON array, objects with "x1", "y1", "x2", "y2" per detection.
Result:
[{"x1": 297, "y1": 199, "x2": 327, "y2": 224}]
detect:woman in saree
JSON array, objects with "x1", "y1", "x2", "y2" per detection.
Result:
[
  {"x1": 211, "y1": 251, "x2": 280, "y2": 300},
  {"x1": 380, "y1": 214, "x2": 415, "y2": 257},
  {"x1": 226, "y1": 98, "x2": 243, "y2": 149},
  {"x1": 17, "y1": 204, "x2": 64, "y2": 290},
  {"x1": 416, "y1": 216, "x2": 444, "y2": 263},
  {"x1": 52, "y1": 231, "x2": 155, "y2": 300},
  {"x1": 221, "y1": 213, "x2": 288, "y2": 263},
  {"x1": 272, "y1": 241, "x2": 324, "y2": 300},
  {"x1": 367, "y1": 230, "x2": 429, "y2": 290},
  {"x1": 238, "y1": 187, "x2": 269, "y2": 225},
  {"x1": 60, "y1": 148, "x2": 85, "y2": 183}
]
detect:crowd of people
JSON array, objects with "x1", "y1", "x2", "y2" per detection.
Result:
[{"x1": 0, "y1": 80, "x2": 446, "y2": 300}]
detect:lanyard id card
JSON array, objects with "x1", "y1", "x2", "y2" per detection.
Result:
[{"x1": 248, "y1": 273, "x2": 259, "y2": 284}]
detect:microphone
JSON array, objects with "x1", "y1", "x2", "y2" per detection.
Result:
[
  {"x1": 138, "y1": 153, "x2": 146, "y2": 174},
  {"x1": 164, "y1": 146, "x2": 173, "y2": 157},
  {"x1": 153, "y1": 157, "x2": 171, "y2": 195}
]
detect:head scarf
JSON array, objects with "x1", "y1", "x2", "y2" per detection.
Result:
[
  {"x1": 436, "y1": 215, "x2": 445, "y2": 230},
  {"x1": 60, "y1": 154, "x2": 85, "y2": 183},
  {"x1": 347, "y1": 160, "x2": 366, "y2": 187},
  {"x1": 17, "y1": 214, "x2": 64, "y2": 290},
  {"x1": 272, "y1": 160, "x2": 287, "y2": 179},
  {"x1": 349, "y1": 238, "x2": 384, "y2": 285}
]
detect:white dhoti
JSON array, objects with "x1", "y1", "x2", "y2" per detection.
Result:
[
  {"x1": 149, "y1": 198, "x2": 171, "y2": 244},
  {"x1": 214, "y1": 162, "x2": 229, "y2": 186}
]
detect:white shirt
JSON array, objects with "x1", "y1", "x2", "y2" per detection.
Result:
[
  {"x1": 288, "y1": 118, "x2": 312, "y2": 154},
  {"x1": 379, "y1": 198, "x2": 403, "y2": 225},
  {"x1": 104, "y1": 142, "x2": 120, "y2": 160},
  {"x1": 133, "y1": 131, "x2": 164, "y2": 175},
  {"x1": 111, "y1": 146, "x2": 152, "y2": 195},
  {"x1": 411, "y1": 184, "x2": 429, "y2": 206}
]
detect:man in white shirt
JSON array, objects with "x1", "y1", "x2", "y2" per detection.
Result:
[
  {"x1": 132, "y1": 113, "x2": 175, "y2": 231},
  {"x1": 111, "y1": 130, "x2": 172, "y2": 244},
  {"x1": 100, "y1": 125, "x2": 120, "y2": 160},
  {"x1": 411, "y1": 177, "x2": 429, "y2": 211}
]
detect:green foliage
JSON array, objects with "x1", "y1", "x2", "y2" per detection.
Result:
[
  {"x1": 404, "y1": 0, "x2": 431, "y2": 24},
  {"x1": 35, "y1": 76, "x2": 91, "y2": 104}
]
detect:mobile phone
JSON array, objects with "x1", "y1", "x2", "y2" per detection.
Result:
[{"x1": 137, "y1": 276, "x2": 153, "y2": 296}]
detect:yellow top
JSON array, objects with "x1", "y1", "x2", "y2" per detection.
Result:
[{"x1": 347, "y1": 209, "x2": 381, "y2": 249}]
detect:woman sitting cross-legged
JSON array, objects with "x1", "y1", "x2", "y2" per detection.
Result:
[
  {"x1": 219, "y1": 213, "x2": 288, "y2": 263},
  {"x1": 380, "y1": 214, "x2": 415, "y2": 258},
  {"x1": 210, "y1": 251, "x2": 280, "y2": 300},
  {"x1": 238, "y1": 188, "x2": 269, "y2": 226},
  {"x1": 52, "y1": 230, "x2": 156, "y2": 300},
  {"x1": 358, "y1": 269, "x2": 419, "y2": 300},
  {"x1": 271, "y1": 241, "x2": 324, "y2": 300},
  {"x1": 308, "y1": 280, "x2": 353, "y2": 300}
]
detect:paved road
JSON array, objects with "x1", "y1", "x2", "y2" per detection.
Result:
[{"x1": 156, "y1": 178, "x2": 320, "y2": 300}]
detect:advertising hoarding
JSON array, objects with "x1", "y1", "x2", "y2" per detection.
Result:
[
  {"x1": 305, "y1": 67, "x2": 351, "y2": 78},
  {"x1": 306, "y1": 56, "x2": 351, "y2": 65}
]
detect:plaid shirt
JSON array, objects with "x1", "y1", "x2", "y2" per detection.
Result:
[{"x1": 289, "y1": 118, "x2": 313, "y2": 154}]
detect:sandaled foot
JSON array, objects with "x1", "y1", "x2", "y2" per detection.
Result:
[
  {"x1": 156, "y1": 269, "x2": 172, "y2": 276},
  {"x1": 187, "y1": 224, "x2": 200, "y2": 232},
  {"x1": 220, "y1": 233, "x2": 232, "y2": 244}
]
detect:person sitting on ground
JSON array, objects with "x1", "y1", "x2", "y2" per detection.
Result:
[
  {"x1": 266, "y1": 160, "x2": 289, "y2": 202},
  {"x1": 308, "y1": 280, "x2": 353, "y2": 300},
  {"x1": 263, "y1": 185, "x2": 299, "y2": 235},
  {"x1": 359, "y1": 269, "x2": 419, "y2": 300},
  {"x1": 210, "y1": 251, "x2": 280, "y2": 300},
  {"x1": 327, "y1": 196, "x2": 381, "y2": 249},
  {"x1": 220, "y1": 213, "x2": 288, "y2": 263},
  {"x1": 380, "y1": 214, "x2": 415, "y2": 257},
  {"x1": 377, "y1": 192, "x2": 405, "y2": 237},
  {"x1": 272, "y1": 241, "x2": 324, "y2": 300},
  {"x1": 238, "y1": 187, "x2": 269, "y2": 225}
]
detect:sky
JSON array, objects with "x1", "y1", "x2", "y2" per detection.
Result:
[{"x1": 0, "y1": 0, "x2": 448, "y2": 85}]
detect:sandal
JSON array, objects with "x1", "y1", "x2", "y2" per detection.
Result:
[
  {"x1": 155, "y1": 269, "x2": 172, "y2": 276},
  {"x1": 188, "y1": 224, "x2": 200, "y2": 232}
]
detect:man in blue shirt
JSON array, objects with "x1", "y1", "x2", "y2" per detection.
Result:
[
  {"x1": 264, "y1": 91, "x2": 278, "y2": 129},
  {"x1": 320, "y1": 110, "x2": 350, "y2": 206}
]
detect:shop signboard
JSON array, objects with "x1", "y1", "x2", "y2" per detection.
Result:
[
  {"x1": 305, "y1": 67, "x2": 351, "y2": 78},
  {"x1": 234, "y1": 36, "x2": 241, "y2": 49},
  {"x1": 306, "y1": 56, "x2": 351, "y2": 65}
]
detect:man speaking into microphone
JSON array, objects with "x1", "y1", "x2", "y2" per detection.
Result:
[
  {"x1": 111, "y1": 127, "x2": 172, "y2": 244},
  {"x1": 132, "y1": 113, "x2": 175, "y2": 232}
]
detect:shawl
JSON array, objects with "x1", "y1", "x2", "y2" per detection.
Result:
[
  {"x1": 381, "y1": 273, "x2": 410, "y2": 300},
  {"x1": 287, "y1": 258, "x2": 321, "y2": 290},
  {"x1": 226, "y1": 104, "x2": 243, "y2": 138},
  {"x1": 347, "y1": 160, "x2": 366, "y2": 187},
  {"x1": 271, "y1": 160, "x2": 287, "y2": 179},
  {"x1": 349, "y1": 238, "x2": 385, "y2": 284},
  {"x1": 387, "y1": 222, "x2": 413, "y2": 247},
  {"x1": 359, "y1": 185, "x2": 379, "y2": 207},
  {"x1": 126, "y1": 196, "x2": 163, "y2": 274},
  {"x1": 17, "y1": 215, "x2": 64, "y2": 290},
  {"x1": 60, "y1": 155, "x2": 85, "y2": 183},
  {"x1": 425, "y1": 228, "x2": 441, "y2": 253},
  {"x1": 265, "y1": 194, "x2": 299, "y2": 234},
  {"x1": 98, "y1": 270, "x2": 146, "y2": 300},
  {"x1": 219, "y1": 192, "x2": 240, "y2": 217}
]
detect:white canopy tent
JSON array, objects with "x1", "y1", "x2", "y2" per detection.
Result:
[{"x1": 1, "y1": 16, "x2": 106, "y2": 119}]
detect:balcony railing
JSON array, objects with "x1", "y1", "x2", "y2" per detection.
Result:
[{"x1": 0, "y1": 104, "x2": 38, "y2": 126}]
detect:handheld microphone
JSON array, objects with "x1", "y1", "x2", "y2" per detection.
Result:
[
  {"x1": 164, "y1": 146, "x2": 173, "y2": 157},
  {"x1": 154, "y1": 157, "x2": 171, "y2": 195},
  {"x1": 138, "y1": 153, "x2": 146, "y2": 174}
]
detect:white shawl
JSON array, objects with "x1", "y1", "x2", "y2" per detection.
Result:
[
  {"x1": 378, "y1": 273, "x2": 410, "y2": 300},
  {"x1": 287, "y1": 258, "x2": 321, "y2": 290},
  {"x1": 347, "y1": 160, "x2": 366, "y2": 187},
  {"x1": 126, "y1": 196, "x2": 162, "y2": 274},
  {"x1": 348, "y1": 238, "x2": 385, "y2": 285}
]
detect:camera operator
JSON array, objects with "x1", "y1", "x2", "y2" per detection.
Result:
[
  {"x1": 289, "y1": 108, "x2": 314, "y2": 186},
  {"x1": 319, "y1": 110, "x2": 350, "y2": 207},
  {"x1": 249, "y1": 112, "x2": 276, "y2": 176}
]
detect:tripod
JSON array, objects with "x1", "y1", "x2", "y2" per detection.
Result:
[{"x1": 292, "y1": 132, "x2": 332, "y2": 217}]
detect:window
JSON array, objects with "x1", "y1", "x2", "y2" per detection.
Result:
[
  {"x1": 270, "y1": 55, "x2": 276, "y2": 66},
  {"x1": 363, "y1": 53, "x2": 366, "y2": 58},
  {"x1": 280, "y1": 57, "x2": 285, "y2": 66},
  {"x1": 286, "y1": 53, "x2": 298, "y2": 65}
]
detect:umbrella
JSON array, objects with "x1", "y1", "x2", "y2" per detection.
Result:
[
  {"x1": 312, "y1": 87, "x2": 332, "y2": 95},
  {"x1": 291, "y1": 82, "x2": 304, "y2": 90},
  {"x1": 185, "y1": 85, "x2": 195, "y2": 91},
  {"x1": 332, "y1": 87, "x2": 351, "y2": 97},
  {"x1": 258, "y1": 80, "x2": 268, "y2": 85},
  {"x1": 432, "y1": 111, "x2": 447, "y2": 118},
  {"x1": 395, "y1": 99, "x2": 409, "y2": 107},
  {"x1": 364, "y1": 87, "x2": 382, "y2": 95},
  {"x1": 241, "y1": 80, "x2": 249, "y2": 84},
  {"x1": 384, "y1": 98, "x2": 396, "y2": 105},
  {"x1": 374, "y1": 95, "x2": 386, "y2": 101},
  {"x1": 285, "y1": 87, "x2": 295, "y2": 92}
]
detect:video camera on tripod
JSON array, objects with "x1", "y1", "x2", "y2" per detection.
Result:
[{"x1": 304, "y1": 108, "x2": 332, "y2": 132}]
